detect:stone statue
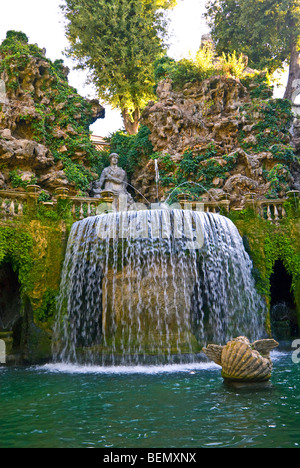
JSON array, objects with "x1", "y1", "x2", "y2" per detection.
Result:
[
  {"x1": 203, "y1": 336, "x2": 279, "y2": 384},
  {"x1": 91, "y1": 153, "x2": 133, "y2": 206}
]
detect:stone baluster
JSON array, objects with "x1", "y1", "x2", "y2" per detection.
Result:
[
  {"x1": 1, "y1": 198, "x2": 5, "y2": 217},
  {"x1": 17, "y1": 200, "x2": 23, "y2": 216},
  {"x1": 87, "y1": 202, "x2": 91, "y2": 217},
  {"x1": 79, "y1": 202, "x2": 84, "y2": 220},
  {"x1": 258, "y1": 203, "x2": 266, "y2": 220},
  {"x1": 72, "y1": 202, "x2": 76, "y2": 219},
  {"x1": 267, "y1": 204, "x2": 272, "y2": 221},
  {"x1": 9, "y1": 199, "x2": 15, "y2": 217},
  {"x1": 258, "y1": 201, "x2": 287, "y2": 222},
  {"x1": 90, "y1": 203, "x2": 97, "y2": 217},
  {"x1": 273, "y1": 204, "x2": 279, "y2": 221}
]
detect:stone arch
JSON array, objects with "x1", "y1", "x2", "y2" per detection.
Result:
[{"x1": 270, "y1": 260, "x2": 298, "y2": 340}]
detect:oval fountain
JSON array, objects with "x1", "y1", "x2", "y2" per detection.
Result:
[
  {"x1": 53, "y1": 207, "x2": 267, "y2": 366},
  {"x1": 52, "y1": 153, "x2": 267, "y2": 366}
]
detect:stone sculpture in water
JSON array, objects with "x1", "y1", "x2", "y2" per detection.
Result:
[
  {"x1": 91, "y1": 153, "x2": 133, "y2": 206},
  {"x1": 203, "y1": 336, "x2": 279, "y2": 383}
]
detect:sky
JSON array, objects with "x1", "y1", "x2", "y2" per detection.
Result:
[
  {"x1": 0, "y1": 0, "x2": 286, "y2": 136},
  {"x1": 0, "y1": 0, "x2": 210, "y2": 136}
]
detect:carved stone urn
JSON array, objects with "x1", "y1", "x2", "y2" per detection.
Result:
[{"x1": 203, "y1": 336, "x2": 279, "y2": 383}]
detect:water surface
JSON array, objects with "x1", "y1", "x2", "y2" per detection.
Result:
[{"x1": 0, "y1": 351, "x2": 299, "y2": 448}]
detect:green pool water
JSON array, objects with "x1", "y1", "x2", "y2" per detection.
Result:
[{"x1": 0, "y1": 349, "x2": 299, "y2": 448}]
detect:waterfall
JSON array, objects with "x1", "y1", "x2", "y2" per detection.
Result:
[
  {"x1": 154, "y1": 159, "x2": 160, "y2": 183},
  {"x1": 154, "y1": 159, "x2": 160, "y2": 202},
  {"x1": 53, "y1": 210, "x2": 266, "y2": 365}
]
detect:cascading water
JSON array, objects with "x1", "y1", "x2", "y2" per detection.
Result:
[{"x1": 53, "y1": 209, "x2": 266, "y2": 366}]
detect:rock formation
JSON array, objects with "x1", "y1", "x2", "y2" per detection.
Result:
[
  {"x1": 138, "y1": 73, "x2": 300, "y2": 206},
  {"x1": 0, "y1": 31, "x2": 105, "y2": 195}
]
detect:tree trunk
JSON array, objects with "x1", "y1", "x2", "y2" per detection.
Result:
[
  {"x1": 121, "y1": 108, "x2": 140, "y2": 135},
  {"x1": 284, "y1": 39, "x2": 300, "y2": 103}
]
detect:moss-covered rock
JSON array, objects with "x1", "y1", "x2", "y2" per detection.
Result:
[
  {"x1": 0, "y1": 30, "x2": 106, "y2": 195},
  {"x1": 130, "y1": 72, "x2": 300, "y2": 206}
]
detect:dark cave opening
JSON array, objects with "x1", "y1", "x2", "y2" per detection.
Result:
[
  {"x1": 270, "y1": 260, "x2": 298, "y2": 340},
  {"x1": 0, "y1": 263, "x2": 22, "y2": 350}
]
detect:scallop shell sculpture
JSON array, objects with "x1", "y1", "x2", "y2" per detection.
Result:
[{"x1": 203, "y1": 336, "x2": 279, "y2": 383}]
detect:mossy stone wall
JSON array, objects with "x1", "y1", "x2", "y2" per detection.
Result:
[
  {"x1": 230, "y1": 205, "x2": 300, "y2": 333},
  {"x1": 0, "y1": 212, "x2": 69, "y2": 363}
]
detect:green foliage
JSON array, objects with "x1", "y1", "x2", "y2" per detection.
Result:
[
  {"x1": 152, "y1": 145, "x2": 238, "y2": 202},
  {"x1": 241, "y1": 72, "x2": 274, "y2": 99},
  {"x1": 205, "y1": 0, "x2": 299, "y2": 74},
  {"x1": 205, "y1": 0, "x2": 300, "y2": 100},
  {"x1": 9, "y1": 170, "x2": 38, "y2": 189},
  {"x1": 264, "y1": 231, "x2": 300, "y2": 308},
  {"x1": 219, "y1": 51, "x2": 246, "y2": 77},
  {"x1": 36, "y1": 204, "x2": 61, "y2": 222},
  {"x1": 61, "y1": 158, "x2": 94, "y2": 192},
  {"x1": 4, "y1": 30, "x2": 29, "y2": 44},
  {"x1": 154, "y1": 55, "x2": 177, "y2": 85},
  {"x1": 35, "y1": 289, "x2": 57, "y2": 323},
  {"x1": 62, "y1": 0, "x2": 176, "y2": 133},
  {"x1": 266, "y1": 164, "x2": 292, "y2": 199},
  {"x1": 108, "y1": 125, "x2": 154, "y2": 179},
  {"x1": 38, "y1": 191, "x2": 51, "y2": 203},
  {"x1": 155, "y1": 47, "x2": 216, "y2": 88},
  {"x1": 0, "y1": 31, "x2": 46, "y2": 90},
  {"x1": 0, "y1": 227, "x2": 34, "y2": 295},
  {"x1": 154, "y1": 47, "x2": 247, "y2": 89},
  {"x1": 256, "y1": 99, "x2": 294, "y2": 133},
  {"x1": 237, "y1": 95, "x2": 299, "y2": 195},
  {"x1": 0, "y1": 30, "x2": 44, "y2": 59}
]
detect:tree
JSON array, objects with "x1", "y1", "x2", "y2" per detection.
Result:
[
  {"x1": 61, "y1": 0, "x2": 176, "y2": 134},
  {"x1": 205, "y1": 0, "x2": 300, "y2": 101}
]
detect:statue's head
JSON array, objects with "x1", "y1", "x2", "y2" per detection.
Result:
[{"x1": 109, "y1": 153, "x2": 119, "y2": 165}]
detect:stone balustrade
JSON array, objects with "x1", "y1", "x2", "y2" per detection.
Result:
[
  {"x1": 257, "y1": 200, "x2": 287, "y2": 222},
  {"x1": 0, "y1": 186, "x2": 298, "y2": 223},
  {"x1": 244, "y1": 191, "x2": 299, "y2": 223},
  {"x1": 70, "y1": 197, "x2": 105, "y2": 220},
  {"x1": 0, "y1": 190, "x2": 27, "y2": 219},
  {"x1": 178, "y1": 199, "x2": 230, "y2": 213}
]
